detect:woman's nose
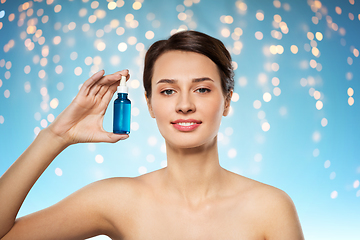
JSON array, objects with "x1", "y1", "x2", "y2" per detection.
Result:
[{"x1": 175, "y1": 93, "x2": 195, "y2": 114}]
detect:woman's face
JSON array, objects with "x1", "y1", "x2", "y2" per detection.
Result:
[{"x1": 147, "y1": 50, "x2": 231, "y2": 149}]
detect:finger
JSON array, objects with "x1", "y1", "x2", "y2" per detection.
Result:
[
  {"x1": 79, "y1": 70, "x2": 105, "y2": 96},
  {"x1": 97, "y1": 132, "x2": 129, "y2": 143},
  {"x1": 88, "y1": 70, "x2": 129, "y2": 97}
]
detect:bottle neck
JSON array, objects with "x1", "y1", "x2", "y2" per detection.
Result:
[{"x1": 117, "y1": 92, "x2": 128, "y2": 99}]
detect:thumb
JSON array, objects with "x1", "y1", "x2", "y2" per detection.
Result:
[{"x1": 98, "y1": 131, "x2": 129, "y2": 143}]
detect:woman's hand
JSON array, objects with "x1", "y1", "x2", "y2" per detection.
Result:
[{"x1": 47, "y1": 69, "x2": 129, "y2": 145}]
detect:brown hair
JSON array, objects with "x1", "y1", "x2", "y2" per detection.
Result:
[{"x1": 143, "y1": 30, "x2": 234, "y2": 99}]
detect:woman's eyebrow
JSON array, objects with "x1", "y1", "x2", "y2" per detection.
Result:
[
  {"x1": 156, "y1": 77, "x2": 214, "y2": 84},
  {"x1": 192, "y1": 77, "x2": 214, "y2": 83}
]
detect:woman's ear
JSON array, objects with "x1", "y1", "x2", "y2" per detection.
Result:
[
  {"x1": 223, "y1": 90, "x2": 233, "y2": 116},
  {"x1": 145, "y1": 92, "x2": 155, "y2": 118}
]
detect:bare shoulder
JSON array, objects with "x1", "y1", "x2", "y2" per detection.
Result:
[{"x1": 226, "y1": 171, "x2": 304, "y2": 240}]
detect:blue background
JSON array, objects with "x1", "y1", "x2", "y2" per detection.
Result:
[{"x1": 0, "y1": 0, "x2": 359, "y2": 239}]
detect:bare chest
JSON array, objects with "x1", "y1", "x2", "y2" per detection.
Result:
[{"x1": 111, "y1": 197, "x2": 265, "y2": 240}]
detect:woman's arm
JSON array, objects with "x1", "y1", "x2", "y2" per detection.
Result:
[{"x1": 0, "y1": 69, "x2": 129, "y2": 239}]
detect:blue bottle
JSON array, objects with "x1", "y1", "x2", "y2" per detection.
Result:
[{"x1": 113, "y1": 76, "x2": 131, "y2": 134}]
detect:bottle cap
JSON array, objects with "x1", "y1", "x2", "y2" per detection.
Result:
[{"x1": 117, "y1": 75, "x2": 128, "y2": 93}]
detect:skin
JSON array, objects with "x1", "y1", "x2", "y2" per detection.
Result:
[{"x1": 0, "y1": 51, "x2": 304, "y2": 240}]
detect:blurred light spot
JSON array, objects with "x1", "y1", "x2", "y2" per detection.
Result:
[
  {"x1": 93, "y1": 56, "x2": 102, "y2": 65},
  {"x1": 330, "y1": 190, "x2": 338, "y2": 199},
  {"x1": 160, "y1": 160, "x2": 167, "y2": 168},
  {"x1": 279, "y1": 107, "x2": 287, "y2": 116},
  {"x1": 118, "y1": 42, "x2": 127, "y2": 52},
  {"x1": 274, "y1": 14, "x2": 281, "y2": 23},
  {"x1": 255, "y1": 31, "x2": 263, "y2": 40},
  {"x1": 53, "y1": 36, "x2": 61, "y2": 45},
  {"x1": 138, "y1": 166, "x2": 147, "y2": 175},
  {"x1": 316, "y1": 100, "x2": 323, "y2": 110},
  {"x1": 231, "y1": 92, "x2": 239, "y2": 102},
  {"x1": 50, "y1": 98, "x2": 59, "y2": 109},
  {"x1": 82, "y1": 23, "x2": 90, "y2": 32},
  {"x1": 47, "y1": 114, "x2": 55, "y2": 122},
  {"x1": 4, "y1": 71, "x2": 10, "y2": 79},
  {"x1": 127, "y1": 36, "x2": 137, "y2": 45},
  {"x1": 348, "y1": 97, "x2": 354, "y2": 106},
  {"x1": 353, "y1": 180, "x2": 359, "y2": 189},
  {"x1": 321, "y1": 118, "x2": 328, "y2": 127},
  {"x1": 239, "y1": 77, "x2": 247, "y2": 87},
  {"x1": 55, "y1": 168, "x2": 63, "y2": 176},
  {"x1": 79, "y1": 8, "x2": 87, "y2": 17},
  {"x1": 256, "y1": 11, "x2": 264, "y2": 21},
  {"x1": 263, "y1": 92, "x2": 272, "y2": 102},
  {"x1": 271, "y1": 62, "x2": 279, "y2": 71},
  {"x1": 272, "y1": 77, "x2": 280, "y2": 86},
  {"x1": 312, "y1": 131, "x2": 321, "y2": 142},
  {"x1": 24, "y1": 65, "x2": 31, "y2": 74},
  {"x1": 148, "y1": 136, "x2": 157, "y2": 146},
  {"x1": 95, "y1": 154, "x2": 104, "y2": 163},
  {"x1": 34, "y1": 127, "x2": 41, "y2": 135},
  {"x1": 313, "y1": 148, "x2": 320, "y2": 157},
  {"x1": 347, "y1": 57, "x2": 353, "y2": 65},
  {"x1": 254, "y1": 153, "x2": 262, "y2": 162},
  {"x1": 258, "y1": 110, "x2": 265, "y2": 119},
  {"x1": 40, "y1": 119, "x2": 48, "y2": 128},
  {"x1": 262, "y1": 122, "x2": 270, "y2": 132},
  {"x1": 315, "y1": 32, "x2": 323, "y2": 41},
  {"x1": 54, "y1": 4, "x2": 62, "y2": 13},
  {"x1": 225, "y1": 127, "x2": 233, "y2": 136},
  {"x1": 146, "y1": 154, "x2": 155, "y2": 163},
  {"x1": 88, "y1": 15, "x2": 97, "y2": 23},
  {"x1": 74, "y1": 67, "x2": 82, "y2": 76},
  {"x1": 96, "y1": 29, "x2": 104, "y2": 38},
  {"x1": 253, "y1": 100, "x2": 261, "y2": 109},
  {"x1": 353, "y1": 48, "x2": 359, "y2": 57},
  {"x1": 273, "y1": 87, "x2": 281, "y2": 96},
  {"x1": 91, "y1": 1, "x2": 99, "y2": 9},
  {"x1": 85, "y1": 57, "x2": 93, "y2": 65},
  {"x1": 110, "y1": 55, "x2": 120, "y2": 66},
  {"x1": 34, "y1": 112, "x2": 41, "y2": 121},
  {"x1": 258, "y1": 73, "x2": 268, "y2": 85},
  {"x1": 131, "y1": 122, "x2": 139, "y2": 131},
  {"x1": 228, "y1": 148, "x2": 237, "y2": 158},
  {"x1": 96, "y1": 41, "x2": 106, "y2": 51},
  {"x1": 0, "y1": 115, "x2": 4, "y2": 124},
  {"x1": 335, "y1": 6, "x2": 341, "y2": 15},
  {"x1": 357, "y1": 190, "x2": 360, "y2": 197},
  {"x1": 346, "y1": 72, "x2": 353, "y2": 80},
  {"x1": 145, "y1": 30, "x2": 154, "y2": 39},
  {"x1": 40, "y1": 87, "x2": 48, "y2": 96},
  {"x1": 130, "y1": 107, "x2": 140, "y2": 117},
  {"x1": 310, "y1": 59, "x2": 317, "y2": 68},
  {"x1": 24, "y1": 81, "x2": 31, "y2": 93},
  {"x1": 221, "y1": 28, "x2": 230, "y2": 38},
  {"x1": 108, "y1": 1, "x2": 117, "y2": 10},
  {"x1": 130, "y1": 80, "x2": 140, "y2": 89},
  {"x1": 55, "y1": 65, "x2": 63, "y2": 74},
  {"x1": 347, "y1": 87, "x2": 354, "y2": 97},
  {"x1": 313, "y1": 91, "x2": 321, "y2": 100},
  {"x1": 330, "y1": 172, "x2": 336, "y2": 180},
  {"x1": 324, "y1": 160, "x2": 331, "y2": 168},
  {"x1": 110, "y1": 19, "x2": 119, "y2": 29},
  {"x1": 57, "y1": 82, "x2": 64, "y2": 91}
]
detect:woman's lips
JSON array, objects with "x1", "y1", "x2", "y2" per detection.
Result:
[{"x1": 171, "y1": 119, "x2": 202, "y2": 132}]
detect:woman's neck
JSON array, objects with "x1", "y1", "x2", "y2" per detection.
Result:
[{"x1": 162, "y1": 137, "x2": 225, "y2": 207}]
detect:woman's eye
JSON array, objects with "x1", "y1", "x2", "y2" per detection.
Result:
[
  {"x1": 195, "y1": 88, "x2": 210, "y2": 93},
  {"x1": 161, "y1": 89, "x2": 175, "y2": 95}
]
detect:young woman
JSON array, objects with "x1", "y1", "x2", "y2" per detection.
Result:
[{"x1": 0, "y1": 31, "x2": 304, "y2": 240}]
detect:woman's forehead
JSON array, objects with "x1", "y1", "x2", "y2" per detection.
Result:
[{"x1": 152, "y1": 51, "x2": 220, "y2": 81}]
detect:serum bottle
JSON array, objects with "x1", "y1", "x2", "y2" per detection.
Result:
[{"x1": 113, "y1": 75, "x2": 131, "y2": 134}]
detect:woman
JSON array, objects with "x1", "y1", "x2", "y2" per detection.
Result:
[{"x1": 0, "y1": 31, "x2": 304, "y2": 239}]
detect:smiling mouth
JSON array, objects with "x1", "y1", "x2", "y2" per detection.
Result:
[{"x1": 176, "y1": 122, "x2": 198, "y2": 126}]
